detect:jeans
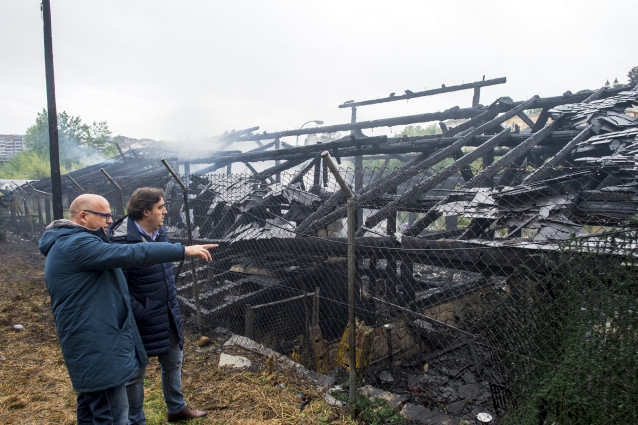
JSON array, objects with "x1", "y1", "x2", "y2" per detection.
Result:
[
  {"x1": 127, "y1": 331, "x2": 187, "y2": 425},
  {"x1": 76, "y1": 383, "x2": 129, "y2": 425}
]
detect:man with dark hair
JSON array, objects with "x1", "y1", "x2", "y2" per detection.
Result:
[
  {"x1": 39, "y1": 194, "x2": 216, "y2": 425},
  {"x1": 108, "y1": 187, "x2": 206, "y2": 423}
]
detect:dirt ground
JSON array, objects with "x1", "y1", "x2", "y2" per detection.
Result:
[{"x1": 0, "y1": 233, "x2": 354, "y2": 425}]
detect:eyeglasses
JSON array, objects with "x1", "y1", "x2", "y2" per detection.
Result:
[{"x1": 83, "y1": 210, "x2": 113, "y2": 221}]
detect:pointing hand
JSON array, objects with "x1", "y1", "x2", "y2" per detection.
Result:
[{"x1": 185, "y1": 244, "x2": 219, "y2": 261}]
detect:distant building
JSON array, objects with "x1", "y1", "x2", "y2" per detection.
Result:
[{"x1": 0, "y1": 135, "x2": 25, "y2": 162}]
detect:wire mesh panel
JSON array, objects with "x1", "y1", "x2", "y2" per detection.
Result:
[
  {"x1": 9, "y1": 86, "x2": 638, "y2": 424},
  {"x1": 154, "y1": 156, "x2": 635, "y2": 424},
  {"x1": 10, "y1": 154, "x2": 638, "y2": 424}
]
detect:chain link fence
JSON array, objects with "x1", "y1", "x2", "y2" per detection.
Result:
[{"x1": 7, "y1": 160, "x2": 637, "y2": 424}]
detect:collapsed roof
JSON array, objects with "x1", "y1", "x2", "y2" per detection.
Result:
[{"x1": 29, "y1": 78, "x2": 638, "y2": 272}]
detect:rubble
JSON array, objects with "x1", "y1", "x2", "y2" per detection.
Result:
[{"x1": 17, "y1": 79, "x2": 638, "y2": 424}]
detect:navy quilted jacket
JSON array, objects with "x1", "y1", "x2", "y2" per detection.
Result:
[{"x1": 108, "y1": 216, "x2": 184, "y2": 356}]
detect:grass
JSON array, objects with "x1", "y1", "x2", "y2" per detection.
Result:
[{"x1": 0, "y1": 237, "x2": 360, "y2": 424}]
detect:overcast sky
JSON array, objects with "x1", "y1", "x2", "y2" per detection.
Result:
[{"x1": 1, "y1": 0, "x2": 636, "y2": 144}]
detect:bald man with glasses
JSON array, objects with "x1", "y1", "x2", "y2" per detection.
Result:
[{"x1": 39, "y1": 194, "x2": 217, "y2": 425}]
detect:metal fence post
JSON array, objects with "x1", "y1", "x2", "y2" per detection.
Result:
[
  {"x1": 321, "y1": 151, "x2": 357, "y2": 408},
  {"x1": 99, "y1": 168, "x2": 125, "y2": 217},
  {"x1": 161, "y1": 159, "x2": 204, "y2": 336},
  {"x1": 67, "y1": 174, "x2": 85, "y2": 193}
]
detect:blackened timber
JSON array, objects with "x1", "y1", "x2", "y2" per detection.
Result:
[
  {"x1": 178, "y1": 275, "x2": 279, "y2": 319},
  {"x1": 531, "y1": 108, "x2": 550, "y2": 132},
  {"x1": 115, "y1": 143, "x2": 127, "y2": 161},
  {"x1": 230, "y1": 87, "x2": 626, "y2": 143},
  {"x1": 243, "y1": 162, "x2": 259, "y2": 174},
  {"x1": 498, "y1": 157, "x2": 526, "y2": 187},
  {"x1": 400, "y1": 237, "x2": 559, "y2": 274},
  {"x1": 583, "y1": 87, "x2": 608, "y2": 103},
  {"x1": 359, "y1": 130, "x2": 510, "y2": 234},
  {"x1": 338, "y1": 77, "x2": 507, "y2": 108},
  {"x1": 524, "y1": 126, "x2": 592, "y2": 184},
  {"x1": 191, "y1": 162, "x2": 225, "y2": 175},
  {"x1": 459, "y1": 121, "x2": 559, "y2": 239},
  {"x1": 235, "y1": 107, "x2": 477, "y2": 142},
  {"x1": 466, "y1": 120, "x2": 559, "y2": 188},
  {"x1": 248, "y1": 140, "x2": 277, "y2": 152},
  {"x1": 298, "y1": 97, "x2": 539, "y2": 235},
  {"x1": 525, "y1": 87, "x2": 601, "y2": 184},
  {"x1": 472, "y1": 87, "x2": 481, "y2": 107},
  {"x1": 358, "y1": 95, "x2": 536, "y2": 197},
  {"x1": 253, "y1": 157, "x2": 307, "y2": 181},
  {"x1": 219, "y1": 126, "x2": 261, "y2": 141},
  {"x1": 453, "y1": 149, "x2": 476, "y2": 183},
  {"x1": 184, "y1": 131, "x2": 579, "y2": 169},
  {"x1": 243, "y1": 162, "x2": 275, "y2": 184},
  {"x1": 443, "y1": 108, "x2": 499, "y2": 137},
  {"x1": 199, "y1": 140, "x2": 277, "y2": 173},
  {"x1": 290, "y1": 155, "x2": 321, "y2": 186},
  {"x1": 219, "y1": 237, "x2": 560, "y2": 275},
  {"x1": 516, "y1": 112, "x2": 536, "y2": 129},
  {"x1": 215, "y1": 126, "x2": 261, "y2": 150}
]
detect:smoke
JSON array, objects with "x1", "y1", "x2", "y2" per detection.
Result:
[{"x1": 58, "y1": 138, "x2": 109, "y2": 170}]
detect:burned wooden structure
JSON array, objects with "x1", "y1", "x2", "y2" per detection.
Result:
[
  {"x1": 140, "y1": 81, "x2": 636, "y2": 343},
  {"x1": 16, "y1": 77, "x2": 636, "y2": 423},
  {"x1": 26, "y1": 79, "x2": 638, "y2": 340}
]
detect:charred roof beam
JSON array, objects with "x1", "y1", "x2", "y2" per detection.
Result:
[{"x1": 337, "y1": 77, "x2": 507, "y2": 108}]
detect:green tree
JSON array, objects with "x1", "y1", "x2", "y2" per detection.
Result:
[
  {"x1": 398, "y1": 123, "x2": 441, "y2": 137},
  {"x1": 0, "y1": 150, "x2": 70, "y2": 179},
  {"x1": 628, "y1": 65, "x2": 638, "y2": 87},
  {"x1": 24, "y1": 109, "x2": 115, "y2": 169}
]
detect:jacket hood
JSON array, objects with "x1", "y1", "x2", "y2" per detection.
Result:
[
  {"x1": 108, "y1": 215, "x2": 130, "y2": 241},
  {"x1": 109, "y1": 215, "x2": 143, "y2": 242},
  {"x1": 39, "y1": 220, "x2": 108, "y2": 256}
]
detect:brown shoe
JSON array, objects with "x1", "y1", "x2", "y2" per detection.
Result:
[{"x1": 167, "y1": 406, "x2": 207, "y2": 422}]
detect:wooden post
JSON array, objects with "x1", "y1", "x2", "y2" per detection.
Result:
[
  {"x1": 36, "y1": 196, "x2": 43, "y2": 225},
  {"x1": 472, "y1": 87, "x2": 481, "y2": 107},
  {"x1": 313, "y1": 157, "x2": 321, "y2": 188},
  {"x1": 45, "y1": 198, "x2": 51, "y2": 224},
  {"x1": 274, "y1": 138, "x2": 281, "y2": 183}
]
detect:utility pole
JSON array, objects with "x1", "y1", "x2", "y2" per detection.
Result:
[{"x1": 42, "y1": 0, "x2": 63, "y2": 219}]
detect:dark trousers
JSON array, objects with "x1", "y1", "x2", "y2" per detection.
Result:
[{"x1": 76, "y1": 383, "x2": 129, "y2": 425}]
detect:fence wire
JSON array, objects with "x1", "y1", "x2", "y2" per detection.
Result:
[{"x1": 8, "y1": 161, "x2": 637, "y2": 425}]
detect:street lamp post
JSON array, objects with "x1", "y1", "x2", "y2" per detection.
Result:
[{"x1": 295, "y1": 120, "x2": 324, "y2": 146}]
